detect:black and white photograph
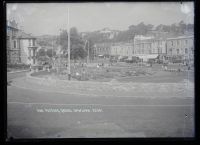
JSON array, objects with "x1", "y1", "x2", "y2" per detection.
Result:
[{"x1": 6, "y1": 2, "x2": 194, "y2": 138}]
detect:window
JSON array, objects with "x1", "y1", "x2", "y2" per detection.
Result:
[
  {"x1": 28, "y1": 49, "x2": 31, "y2": 57},
  {"x1": 191, "y1": 47, "x2": 194, "y2": 54},
  {"x1": 177, "y1": 40, "x2": 179, "y2": 45},
  {"x1": 149, "y1": 49, "x2": 151, "y2": 54},
  {"x1": 185, "y1": 48, "x2": 188, "y2": 54},
  {"x1": 13, "y1": 40, "x2": 17, "y2": 48},
  {"x1": 177, "y1": 49, "x2": 179, "y2": 54},
  {"x1": 142, "y1": 49, "x2": 144, "y2": 54},
  {"x1": 185, "y1": 40, "x2": 188, "y2": 45},
  {"x1": 171, "y1": 41, "x2": 173, "y2": 46},
  {"x1": 29, "y1": 39, "x2": 31, "y2": 46},
  {"x1": 169, "y1": 48, "x2": 172, "y2": 54},
  {"x1": 33, "y1": 39, "x2": 36, "y2": 46}
]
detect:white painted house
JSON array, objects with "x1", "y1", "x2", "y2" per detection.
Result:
[{"x1": 17, "y1": 31, "x2": 38, "y2": 65}]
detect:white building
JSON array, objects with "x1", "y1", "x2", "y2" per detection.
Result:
[
  {"x1": 17, "y1": 31, "x2": 38, "y2": 65},
  {"x1": 133, "y1": 35, "x2": 167, "y2": 61},
  {"x1": 110, "y1": 42, "x2": 133, "y2": 58}
]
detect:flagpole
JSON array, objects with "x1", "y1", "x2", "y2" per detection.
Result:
[
  {"x1": 68, "y1": 7, "x2": 71, "y2": 80},
  {"x1": 87, "y1": 40, "x2": 89, "y2": 63}
]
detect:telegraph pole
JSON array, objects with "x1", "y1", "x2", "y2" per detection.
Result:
[{"x1": 67, "y1": 7, "x2": 71, "y2": 80}]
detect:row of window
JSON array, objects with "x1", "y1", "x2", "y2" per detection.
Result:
[
  {"x1": 9, "y1": 39, "x2": 36, "y2": 49},
  {"x1": 96, "y1": 47, "x2": 109, "y2": 52},
  {"x1": 134, "y1": 49, "x2": 152, "y2": 54},
  {"x1": 168, "y1": 47, "x2": 194, "y2": 54},
  {"x1": 29, "y1": 39, "x2": 36, "y2": 46},
  {"x1": 168, "y1": 39, "x2": 189, "y2": 46}
]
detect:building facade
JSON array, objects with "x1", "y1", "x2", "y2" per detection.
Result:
[
  {"x1": 7, "y1": 20, "x2": 38, "y2": 65},
  {"x1": 110, "y1": 42, "x2": 133, "y2": 58},
  {"x1": 18, "y1": 31, "x2": 38, "y2": 65},
  {"x1": 94, "y1": 42, "x2": 112, "y2": 57},
  {"x1": 166, "y1": 35, "x2": 194, "y2": 62},
  {"x1": 133, "y1": 35, "x2": 164, "y2": 61},
  {"x1": 7, "y1": 20, "x2": 20, "y2": 64}
]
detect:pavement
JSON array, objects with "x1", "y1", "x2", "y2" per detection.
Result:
[{"x1": 6, "y1": 71, "x2": 195, "y2": 138}]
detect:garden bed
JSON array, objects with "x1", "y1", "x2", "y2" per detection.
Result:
[{"x1": 30, "y1": 62, "x2": 193, "y2": 83}]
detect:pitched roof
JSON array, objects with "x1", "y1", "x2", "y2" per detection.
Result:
[{"x1": 17, "y1": 31, "x2": 36, "y2": 39}]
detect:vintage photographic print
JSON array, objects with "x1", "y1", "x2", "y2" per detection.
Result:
[{"x1": 6, "y1": 2, "x2": 194, "y2": 138}]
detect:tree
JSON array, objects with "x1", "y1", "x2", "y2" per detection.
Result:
[
  {"x1": 37, "y1": 48, "x2": 46, "y2": 57},
  {"x1": 59, "y1": 27, "x2": 86, "y2": 61},
  {"x1": 178, "y1": 20, "x2": 187, "y2": 34},
  {"x1": 187, "y1": 23, "x2": 194, "y2": 32},
  {"x1": 36, "y1": 48, "x2": 50, "y2": 63},
  {"x1": 170, "y1": 23, "x2": 179, "y2": 34},
  {"x1": 46, "y1": 49, "x2": 56, "y2": 58}
]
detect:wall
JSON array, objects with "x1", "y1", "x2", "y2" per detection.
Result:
[{"x1": 20, "y1": 39, "x2": 33, "y2": 64}]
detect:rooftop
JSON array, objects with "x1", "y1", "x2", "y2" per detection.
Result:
[
  {"x1": 167, "y1": 35, "x2": 194, "y2": 40},
  {"x1": 17, "y1": 31, "x2": 36, "y2": 39}
]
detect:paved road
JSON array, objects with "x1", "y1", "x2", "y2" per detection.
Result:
[{"x1": 7, "y1": 77, "x2": 194, "y2": 138}]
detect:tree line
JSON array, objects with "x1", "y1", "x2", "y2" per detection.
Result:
[
  {"x1": 83, "y1": 21, "x2": 194, "y2": 43},
  {"x1": 36, "y1": 20, "x2": 193, "y2": 62}
]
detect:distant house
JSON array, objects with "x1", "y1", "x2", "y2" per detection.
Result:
[
  {"x1": 7, "y1": 19, "x2": 38, "y2": 65},
  {"x1": 98, "y1": 28, "x2": 120, "y2": 39},
  {"x1": 17, "y1": 31, "x2": 38, "y2": 65}
]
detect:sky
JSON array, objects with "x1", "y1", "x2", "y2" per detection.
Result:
[{"x1": 7, "y1": 2, "x2": 194, "y2": 36}]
